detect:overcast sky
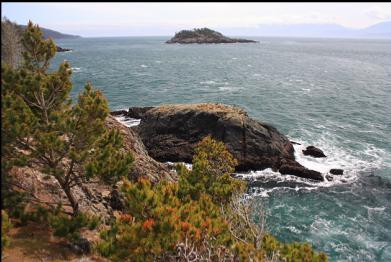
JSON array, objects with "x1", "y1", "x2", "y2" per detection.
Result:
[{"x1": 2, "y1": 2, "x2": 391, "y2": 37}]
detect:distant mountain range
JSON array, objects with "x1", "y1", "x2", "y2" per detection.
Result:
[
  {"x1": 217, "y1": 21, "x2": 391, "y2": 39},
  {"x1": 15, "y1": 21, "x2": 391, "y2": 39},
  {"x1": 19, "y1": 24, "x2": 81, "y2": 39}
]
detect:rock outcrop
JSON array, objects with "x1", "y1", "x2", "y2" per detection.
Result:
[
  {"x1": 56, "y1": 46, "x2": 72, "y2": 52},
  {"x1": 166, "y1": 28, "x2": 257, "y2": 44},
  {"x1": 302, "y1": 146, "x2": 327, "y2": 158},
  {"x1": 278, "y1": 159, "x2": 323, "y2": 181},
  {"x1": 115, "y1": 103, "x2": 324, "y2": 181},
  {"x1": 131, "y1": 103, "x2": 294, "y2": 171},
  {"x1": 330, "y1": 168, "x2": 344, "y2": 175},
  {"x1": 105, "y1": 115, "x2": 176, "y2": 183}
]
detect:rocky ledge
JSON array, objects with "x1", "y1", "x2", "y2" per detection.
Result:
[
  {"x1": 166, "y1": 28, "x2": 257, "y2": 44},
  {"x1": 113, "y1": 103, "x2": 324, "y2": 181}
]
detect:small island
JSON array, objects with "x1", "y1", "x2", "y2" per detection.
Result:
[{"x1": 166, "y1": 27, "x2": 258, "y2": 44}]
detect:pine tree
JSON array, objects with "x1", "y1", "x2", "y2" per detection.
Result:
[{"x1": 1, "y1": 21, "x2": 133, "y2": 216}]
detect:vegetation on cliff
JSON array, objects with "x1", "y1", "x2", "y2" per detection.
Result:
[
  {"x1": 97, "y1": 136, "x2": 328, "y2": 261},
  {"x1": 2, "y1": 21, "x2": 133, "y2": 216}
]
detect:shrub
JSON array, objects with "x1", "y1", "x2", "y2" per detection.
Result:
[
  {"x1": 97, "y1": 136, "x2": 328, "y2": 261},
  {"x1": 1, "y1": 210, "x2": 12, "y2": 252}
]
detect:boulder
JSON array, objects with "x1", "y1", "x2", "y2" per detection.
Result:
[
  {"x1": 302, "y1": 146, "x2": 327, "y2": 158},
  {"x1": 330, "y1": 169, "x2": 344, "y2": 175},
  {"x1": 132, "y1": 103, "x2": 295, "y2": 172},
  {"x1": 278, "y1": 159, "x2": 324, "y2": 181}
]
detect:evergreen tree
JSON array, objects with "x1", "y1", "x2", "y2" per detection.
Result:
[{"x1": 1, "y1": 21, "x2": 133, "y2": 216}]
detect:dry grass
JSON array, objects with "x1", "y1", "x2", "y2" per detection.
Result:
[{"x1": 151, "y1": 103, "x2": 246, "y2": 115}]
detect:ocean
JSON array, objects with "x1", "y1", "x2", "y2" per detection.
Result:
[{"x1": 53, "y1": 36, "x2": 391, "y2": 261}]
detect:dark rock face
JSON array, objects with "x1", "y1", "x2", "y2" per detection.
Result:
[
  {"x1": 131, "y1": 103, "x2": 296, "y2": 172},
  {"x1": 109, "y1": 189, "x2": 125, "y2": 211},
  {"x1": 110, "y1": 110, "x2": 128, "y2": 116},
  {"x1": 330, "y1": 169, "x2": 344, "y2": 175},
  {"x1": 302, "y1": 146, "x2": 327, "y2": 158},
  {"x1": 127, "y1": 106, "x2": 154, "y2": 119},
  {"x1": 166, "y1": 28, "x2": 257, "y2": 44},
  {"x1": 279, "y1": 159, "x2": 324, "y2": 181}
]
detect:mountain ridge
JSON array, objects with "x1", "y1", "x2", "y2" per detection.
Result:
[{"x1": 19, "y1": 24, "x2": 81, "y2": 39}]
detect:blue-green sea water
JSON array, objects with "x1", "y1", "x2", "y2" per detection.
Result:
[{"x1": 53, "y1": 37, "x2": 391, "y2": 261}]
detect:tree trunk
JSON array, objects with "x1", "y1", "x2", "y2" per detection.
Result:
[{"x1": 63, "y1": 185, "x2": 79, "y2": 216}]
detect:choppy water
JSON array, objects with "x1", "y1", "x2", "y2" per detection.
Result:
[{"x1": 53, "y1": 36, "x2": 391, "y2": 261}]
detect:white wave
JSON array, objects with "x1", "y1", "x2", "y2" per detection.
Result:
[
  {"x1": 364, "y1": 206, "x2": 386, "y2": 212},
  {"x1": 155, "y1": 60, "x2": 162, "y2": 63},
  {"x1": 231, "y1": 57, "x2": 237, "y2": 60},
  {"x1": 140, "y1": 64, "x2": 148, "y2": 68},
  {"x1": 114, "y1": 115, "x2": 141, "y2": 127},
  {"x1": 241, "y1": 132, "x2": 389, "y2": 197},
  {"x1": 71, "y1": 67, "x2": 81, "y2": 72},
  {"x1": 200, "y1": 80, "x2": 217, "y2": 85}
]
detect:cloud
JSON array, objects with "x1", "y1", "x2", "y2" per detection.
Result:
[{"x1": 365, "y1": 6, "x2": 391, "y2": 20}]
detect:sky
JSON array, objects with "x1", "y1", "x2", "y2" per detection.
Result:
[{"x1": 2, "y1": 2, "x2": 391, "y2": 37}]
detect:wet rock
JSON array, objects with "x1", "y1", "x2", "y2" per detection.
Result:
[
  {"x1": 290, "y1": 141, "x2": 301, "y2": 145},
  {"x1": 330, "y1": 169, "x2": 344, "y2": 175},
  {"x1": 278, "y1": 159, "x2": 324, "y2": 181},
  {"x1": 302, "y1": 146, "x2": 326, "y2": 158},
  {"x1": 110, "y1": 110, "x2": 128, "y2": 116}
]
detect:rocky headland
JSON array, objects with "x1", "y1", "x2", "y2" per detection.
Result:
[
  {"x1": 166, "y1": 28, "x2": 258, "y2": 44},
  {"x1": 112, "y1": 103, "x2": 325, "y2": 181}
]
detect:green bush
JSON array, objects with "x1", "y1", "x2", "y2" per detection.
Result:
[
  {"x1": 1, "y1": 210, "x2": 12, "y2": 252},
  {"x1": 49, "y1": 212, "x2": 100, "y2": 241},
  {"x1": 97, "y1": 137, "x2": 328, "y2": 261}
]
